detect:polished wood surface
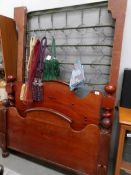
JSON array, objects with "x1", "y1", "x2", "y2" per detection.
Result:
[
  {"x1": 3, "y1": 75, "x2": 116, "y2": 174},
  {"x1": 8, "y1": 107, "x2": 101, "y2": 175},
  {"x1": 15, "y1": 81, "x2": 103, "y2": 130},
  {"x1": 14, "y1": 7, "x2": 27, "y2": 82},
  {"x1": 0, "y1": 16, "x2": 17, "y2": 80},
  {"x1": 108, "y1": 0, "x2": 127, "y2": 87}
]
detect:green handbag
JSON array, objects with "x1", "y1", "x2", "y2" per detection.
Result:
[{"x1": 44, "y1": 37, "x2": 60, "y2": 80}]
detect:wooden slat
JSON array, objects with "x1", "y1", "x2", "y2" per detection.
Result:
[
  {"x1": 114, "y1": 124, "x2": 126, "y2": 175},
  {"x1": 108, "y1": 0, "x2": 127, "y2": 86},
  {"x1": 8, "y1": 106, "x2": 101, "y2": 175},
  {"x1": 0, "y1": 16, "x2": 17, "y2": 80},
  {"x1": 14, "y1": 7, "x2": 27, "y2": 82}
]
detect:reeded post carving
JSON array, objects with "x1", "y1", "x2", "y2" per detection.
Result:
[
  {"x1": 97, "y1": 164, "x2": 107, "y2": 175},
  {"x1": 101, "y1": 84, "x2": 116, "y2": 131},
  {"x1": 1, "y1": 75, "x2": 16, "y2": 156},
  {"x1": 0, "y1": 108, "x2": 9, "y2": 157},
  {"x1": 4, "y1": 75, "x2": 16, "y2": 107}
]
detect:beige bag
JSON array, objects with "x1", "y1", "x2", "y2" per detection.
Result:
[
  {"x1": 0, "y1": 80, "x2": 7, "y2": 101},
  {"x1": 20, "y1": 36, "x2": 36, "y2": 101}
]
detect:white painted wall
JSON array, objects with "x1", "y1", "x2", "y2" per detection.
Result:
[
  {"x1": 116, "y1": 0, "x2": 131, "y2": 104},
  {"x1": 0, "y1": 0, "x2": 130, "y2": 103},
  {"x1": 0, "y1": 0, "x2": 107, "y2": 18}
]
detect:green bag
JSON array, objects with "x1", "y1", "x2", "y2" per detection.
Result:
[{"x1": 44, "y1": 37, "x2": 60, "y2": 80}]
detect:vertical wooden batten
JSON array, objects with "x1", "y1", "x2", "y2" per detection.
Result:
[
  {"x1": 14, "y1": 7, "x2": 27, "y2": 82},
  {"x1": 108, "y1": 0, "x2": 127, "y2": 87}
]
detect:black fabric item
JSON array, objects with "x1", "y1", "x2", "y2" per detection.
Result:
[
  {"x1": 0, "y1": 165, "x2": 4, "y2": 175},
  {"x1": 120, "y1": 69, "x2": 131, "y2": 108}
]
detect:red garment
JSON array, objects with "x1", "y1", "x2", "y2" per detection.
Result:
[{"x1": 25, "y1": 39, "x2": 41, "y2": 102}]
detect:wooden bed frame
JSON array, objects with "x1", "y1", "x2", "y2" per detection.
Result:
[{"x1": 0, "y1": 0, "x2": 127, "y2": 174}]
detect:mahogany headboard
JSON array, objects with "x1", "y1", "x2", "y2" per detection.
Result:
[
  {"x1": 14, "y1": 81, "x2": 103, "y2": 130},
  {"x1": 3, "y1": 0, "x2": 127, "y2": 142},
  {"x1": 0, "y1": 0, "x2": 127, "y2": 174},
  {"x1": 4, "y1": 0, "x2": 126, "y2": 131},
  {"x1": 13, "y1": 0, "x2": 127, "y2": 90}
]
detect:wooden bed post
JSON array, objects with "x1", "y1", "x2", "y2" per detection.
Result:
[
  {"x1": 14, "y1": 7, "x2": 27, "y2": 82},
  {"x1": 97, "y1": 1, "x2": 127, "y2": 173},
  {"x1": 0, "y1": 108, "x2": 9, "y2": 157},
  {"x1": 108, "y1": 0, "x2": 127, "y2": 87}
]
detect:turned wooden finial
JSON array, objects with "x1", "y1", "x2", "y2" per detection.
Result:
[
  {"x1": 104, "y1": 84, "x2": 116, "y2": 95},
  {"x1": 101, "y1": 118, "x2": 112, "y2": 129},
  {"x1": 102, "y1": 111, "x2": 112, "y2": 118},
  {"x1": 2, "y1": 99, "x2": 10, "y2": 107},
  {"x1": 100, "y1": 84, "x2": 116, "y2": 131},
  {"x1": 7, "y1": 75, "x2": 16, "y2": 83},
  {"x1": 3, "y1": 75, "x2": 16, "y2": 107}
]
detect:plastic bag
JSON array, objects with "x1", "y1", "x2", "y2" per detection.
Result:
[{"x1": 69, "y1": 59, "x2": 85, "y2": 91}]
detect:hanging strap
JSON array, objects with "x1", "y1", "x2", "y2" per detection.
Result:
[
  {"x1": 32, "y1": 36, "x2": 47, "y2": 102},
  {"x1": 35, "y1": 36, "x2": 47, "y2": 79},
  {"x1": 24, "y1": 39, "x2": 41, "y2": 102},
  {"x1": 51, "y1": 36, "x2": 56, "y2": 59},
  {"x1": 27, "y1": 39, "x2": 41, "y2": 84}
]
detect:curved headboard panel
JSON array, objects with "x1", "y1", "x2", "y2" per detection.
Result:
[
  {"x1": 25, "y1": 107, "x2": 72, "y2": 124},
  {"x1": 15, "y1": 80, "x2": 103, "y2": 130}
]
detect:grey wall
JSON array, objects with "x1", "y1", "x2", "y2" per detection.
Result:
[{"x1": 25, "y1": 2, "x2": 114, "y2": 96}]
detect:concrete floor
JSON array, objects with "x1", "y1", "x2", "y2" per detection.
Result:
[
  {"x1": 0, "y1": 149, "x2": 129, "y2": 175},
  {"x1": 0, "y1": 149, "x2": 115, "y2": 175},
  {"x1": 0, "y1": 150, "x2": 65, "y2": 175}
]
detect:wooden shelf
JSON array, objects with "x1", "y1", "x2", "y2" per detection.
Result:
[
  {"x1": 121, "y1": 161, "x2": 131, "y2": 174},
  {"x1": 119, "y1": 107, "x2": 131, "y2": 125},
  {"x1": 0, "y1": 15, "x2": 17, "y2": 80}
]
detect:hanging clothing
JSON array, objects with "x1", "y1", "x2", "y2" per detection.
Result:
[
  {"x1": 25, "y1": 39, "x2": 41, "y2": 102},
  {"x1": 32, "y1": 37, "x2": 47, "y2": 101}
]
